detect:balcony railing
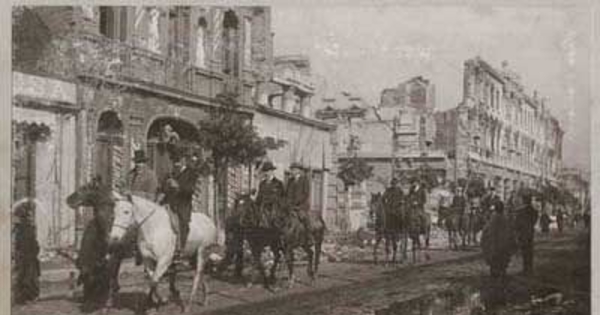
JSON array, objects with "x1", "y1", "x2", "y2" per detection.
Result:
[{"x1": 76, "y1": 33, "x2": 254, "y2": 105}]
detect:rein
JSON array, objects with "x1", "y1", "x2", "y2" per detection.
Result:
[{"x1": 113, "y1": 199, "x2": 159, "y2": 232}]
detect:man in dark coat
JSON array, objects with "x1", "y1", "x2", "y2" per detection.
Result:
[
  {"x1": 13, "y1": 201, "x2": 40, "y2": 305},
  {"x1": 162, "y1": 152, "x2": 201, "y2": 259},
  {"x1": 409, "y1": 178, "x2": 427, "y2": 212},
  {"x1": 481, "y1": 196, "x2": 516, "y2": 279},
  {"x1": 514, "y1": 191, "x2": 539, "y2": 275},
  {"x1": 451, "y1": 186, "x2": 467, "y2": 216},
  {"x1": 381, "y1": 178, "x2": 404, "y2": 234},
  {"x1": 255, "y1": 161, "x2": 285, "y2": 228},
  {"x1": 127, "y1": 150, "x2": 159, "y2": 200},
  {"x1": 284, "y1": 162, "x2": 313, "y2": 243}
]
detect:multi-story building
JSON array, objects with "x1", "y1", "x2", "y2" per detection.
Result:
[
  {"x1": 435, "y1": 57, "x2": 564, "y2": 199},
  {"x1": 315, "y1": 77, "x2": 445, "y2": 231},
  {"x1": 12, "y1": 5, "x2": 336, "y2": 248}
]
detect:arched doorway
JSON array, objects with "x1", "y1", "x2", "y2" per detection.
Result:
[{"x1": 95, "y1": 111, "x2": 124, "y2": 188}]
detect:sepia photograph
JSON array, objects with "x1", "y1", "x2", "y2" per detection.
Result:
[{"x1": 9, "y1": 2, "x2": 593, "y2": 314}]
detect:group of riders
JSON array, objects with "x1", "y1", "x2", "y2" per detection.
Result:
[{"x1": 372, "y1": 174, "x2": 551, "y2": 277}]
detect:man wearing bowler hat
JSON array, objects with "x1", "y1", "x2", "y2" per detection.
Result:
[
  {"x1": 255, "y1": 161, "x2": 284, "y2": 228},
  {"x1": 128, "y1": 150, "x2": 159, "y2": 201},
  {"x1": 285, "y1": 162, "x2": 313, "y2": 244}
]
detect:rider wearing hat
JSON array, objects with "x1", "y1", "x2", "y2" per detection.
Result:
[
  {"x1": 127, "y1": 150, "x2": 159, "y2": 201},
  {"x1": 382, "y1": 177, "x2": 404, "y2": 217},
  {"x1": 161, "y1": 151, "x2": 201, "y2": 261},
  {"x1": 285, "y1": 162, "x2": 313, "y2": 244},
  {"x1": 255, "y1": 161, "x2": 285, "y2": 228}
]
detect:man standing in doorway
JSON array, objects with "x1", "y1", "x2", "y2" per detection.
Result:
[{"x1": 285, "y1": 162, "x2": 313, "y2": 244}]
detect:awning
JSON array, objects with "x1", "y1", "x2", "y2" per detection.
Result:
[{"x1": 12, "y1": 107, "x2": 56, "y2": 128}]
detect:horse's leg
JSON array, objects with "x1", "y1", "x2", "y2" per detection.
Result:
[
  {"x1": 269, "y1": 243, "x2": 281, "y2": 286},
  {"x1": 314, "y1": 234, "x2": 323, "y2": 277},
  {"x1": 285, "y1": 249, "x2": 296, "y2": 289},
  {"x1": 187, "y1": 249, "x2": 206, "y2": 312},
  {"x1": 373, "y1": 234, "x2": 381, "y2": 265},
  {"x1": 150, "y1": 257, "x2": 172, "y2": 308},
  {"x1": 168, "y1": 263, "x2": 184, "y2": 312},
  {"x1": 250, "y1": 243, "x2": 270, "y2": 290},
  {"x1": 304, "y1": 244, "x2": 315, "y2": 285},
  {"x1": 384, "y1": 234, "x2": 390, "y2": 265},
  {"x1": 390, "y1": 233, "x2": 398, "y2": 264}
]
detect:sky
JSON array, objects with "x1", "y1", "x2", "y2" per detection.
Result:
[{"x1": 271, "y1": 3, "x2": 592, "y2": 171}]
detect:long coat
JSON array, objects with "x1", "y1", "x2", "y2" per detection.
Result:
[
  {"x1": 128, "y1": 165, "x2": 159, "y2": 200},
  {"x1": 163, "y1": 165, "x2": 200, "y2": 227},
  {"x1": 285, "y1": 175, "x2": 311, "y2": 212},
  {"x1": 481, "y1": 212, "x2": 516, "y2": 273},
  {"x1": 255, "y1": 177, "x2": 285, "y2": 228},
  {"x1": 256, "y1": 177, "x2": 285, "y2": 211}
]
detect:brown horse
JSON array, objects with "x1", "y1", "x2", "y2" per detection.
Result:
[
  {"x1": 233, "y1": 194, "x2": 326, "y2": 290},
  {"x1": 370, "y1": 192, "x2": 403, "y2": 265}
]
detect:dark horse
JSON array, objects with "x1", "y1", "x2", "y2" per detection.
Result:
[
  {"x1": 66, "y1": 178, "x2": 135, "y2": 313},
  {"x1": 370, "y1": 192, "x2": 402, "y2": 265},
  {"x1": 230, "y1": 194, "x2": 326, "y2": 290}
]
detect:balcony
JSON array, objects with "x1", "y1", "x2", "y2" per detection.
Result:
[{"x1": 75, "y1": 33, "x2": 255, "y2": 106}]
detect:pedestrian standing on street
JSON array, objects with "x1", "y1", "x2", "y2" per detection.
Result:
[
  {"x1": 160, "y1": 152, "x2": 201, "y2": 262},
  {"x1": 514, "y1": 191, "x2": 539, "y2": 275},
  {"x1": 13, "y1": 200, "x2": 41, "y2": 305},
  {"x1": 556, "y1": 207, "x2": 565, "y2": 234},
  {"x1": 127, "y1": 149, "x2": 159, "y2": 265},
  {"x1": 255, "y1": 161, "x2": 284, "y2": 228},
  {"x1": 481, "y1": 195, "x2": 515, "y2": 279},
  {"x1": 539, "y1": 211, "x2": 551, "y2": 235},
  {"x1": 285, "y1": 162, "x2": 313, "y2": 244}
]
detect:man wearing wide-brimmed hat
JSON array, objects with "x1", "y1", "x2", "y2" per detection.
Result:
[
  {"x1": 127, "y1": 150, "x2": 159, "y2": 201},
  {"x1": 285, "y1": 162, "x2": 313, "y2": 244},
  {"x1": 255, "y1": 161, "x2": 284, "y2": 228}
]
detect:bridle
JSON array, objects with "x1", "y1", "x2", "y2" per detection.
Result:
[{"x1": 112, "y1": 198, "x2": 159, "y2": 233}]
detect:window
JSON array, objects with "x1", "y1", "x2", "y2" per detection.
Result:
[
  {"x1": 99, "y1": 7, "x2": 127, "y2": 41},
  {"x1": 243, "y1": 17, "x2": 252, "y2": 68},
  {"x1": 99, "y1": 7, "x2": 117, "y2": 38},
  {"x1": 168, "y1": 7, "x2": 189, "y2": 60},
  {"x1": 195, "y1": 18, "x2": 207, "y2": 68},
  {"x1": 223, "y1": 10, "x2": 240, "y2": 76}
]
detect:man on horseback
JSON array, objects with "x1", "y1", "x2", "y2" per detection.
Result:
[
  {"x1": 285, "y1": 162, "x2": 313, "y2": 245},
  {"x1": 161, "y1": 152, "x2": 201, "y2": 262},
  {"x1": 409, "y1": 178, "x2": 427, "y2": 212},
  {"x1": 128, "y1": 150, "x2": 159, "y2": 200},
  {"x1": 255, "y1": 161, "x2": 285, "y2": 228},
  {"x1": 381, "y1": 177, "x2": 404, "y2": 228}
]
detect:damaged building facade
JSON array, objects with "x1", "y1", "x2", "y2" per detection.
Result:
[
  {"x1": 435, "y1": 58, "x2": 564, "y2": 199},
  {"x1": 12, "y1": 5, "x2": 338, "y2": 249}
]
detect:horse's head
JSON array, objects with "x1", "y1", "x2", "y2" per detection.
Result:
[{"x1": 108, "y1": 193, "x2": 135, "y2": 246}]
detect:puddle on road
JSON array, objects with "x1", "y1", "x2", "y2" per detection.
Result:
[
  {"x1": 372, "y1": 280, "x2": 573, "y2": 315},
  {"x1": 375, "y1": 283, "x2": 484, "y2": 315}
]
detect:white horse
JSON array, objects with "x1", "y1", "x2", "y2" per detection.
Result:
[{"x1": 108, "y1": 192, "x2": 217, "y2": 313}]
